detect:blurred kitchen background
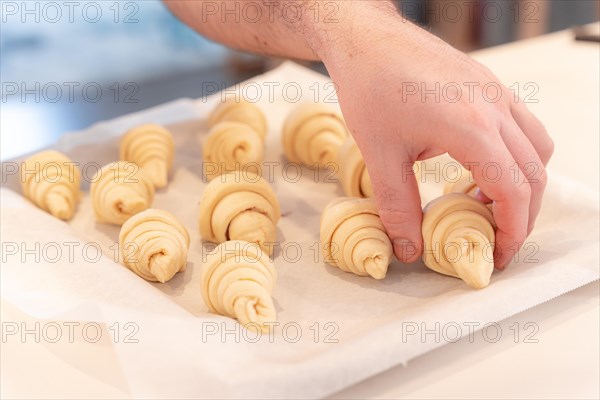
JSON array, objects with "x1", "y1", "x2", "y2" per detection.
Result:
[{"x1": 1, "y1": 0, "x2": 599, "y2": 159}]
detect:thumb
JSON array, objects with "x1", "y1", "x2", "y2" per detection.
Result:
[{"x1": 366, "y1": 153, "x2": 423, "y2": 263}]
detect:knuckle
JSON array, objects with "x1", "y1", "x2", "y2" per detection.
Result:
[
  {"x1": 469, "y1": 110, "x2": 497, "y2": 133},
  {"x1": 373, "y1": 183, "x2": 397, "y2": 203},
  {"x1": 378, "y1": 208, "x2": 419, "y2": 226},
  {"x1": 378, "y1": 208, "x2": 423, "y2": 239}
]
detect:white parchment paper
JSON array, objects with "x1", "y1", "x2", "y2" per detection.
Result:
[{"x1": 1, "y1": 62, "x2": 599, "y2": 399}]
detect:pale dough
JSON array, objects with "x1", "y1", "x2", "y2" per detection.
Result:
[
  {"x1": 208, "y1": 98, "x2": 267, "y2": 139},
  {"x1": 320, "y1": 197, "x2": 393, "y2": 279},
  {"x1": 90, "y1": 161, "x2": 154, "y2": 226},
  {"x1": 444, "y1": 169, "x2": 493, "y2": 211},
  {"x1": 338, "y1": 138, "x2": 373, "y2": 198},
  {"x1": 201, "y1": 240, "x2": 277, "y2": 332},
  {"x1": 120, "y1": 124, "x2": 174, "y2": 189},
  {"x1": 203, "y1": 121, "x2": 264, "y2": 181},
  {"x1": 20, "y1": 150, "x2": 81, "y2": 221},
  {"x1": 444, "y1": 168, "x2": 478, "y2": 196},
  {"x1": 199, "y1": 171, "x2": 280, "y2": 255},
  {"x1": 118, "y1": 209, "x2": 189, "y2": 283},
  {"x1": 282, "y1": 103, "x2": 349, "y2": 167},
  {"x1": 422, "y1": 193, "x2": 496, "y2": 289}
]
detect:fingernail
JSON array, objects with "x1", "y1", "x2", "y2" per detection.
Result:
[{"x1": 393, "y1": 238, "x2": 420, "y2": 263}]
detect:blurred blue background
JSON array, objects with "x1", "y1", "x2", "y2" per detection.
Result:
[
  {"x1": 1, "y1": 0, "x2": 265, "y2": 159},
  {"x1": 1, "y1": 0, "x2": 598, "y2": 159}
]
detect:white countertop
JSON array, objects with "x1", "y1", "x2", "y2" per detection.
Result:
[{"x1": 1, "y1": 26, "x2": 599, "y2": 399}]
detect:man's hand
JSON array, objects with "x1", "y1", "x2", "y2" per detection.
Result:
[
  {"x1": 314, "y1": 3, "x2": 553, "y2": 267},
  {"x1": 166, "y1": 0, "x2": 554, "y2": 268}
]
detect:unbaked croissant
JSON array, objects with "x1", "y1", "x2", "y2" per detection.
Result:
[
  {"x1": 20, "y1": 150, "x2": 81, "y2": 220},
  {"x1": 444, "y1": 169, "x2": 494, "y2": 211},
  {"x1": 201, "y1": 240, "x2": 277, "y2": 332},
  {"x1": 208, "y1": 98, "x2": 267, "y2": 139},
  {"x1": 90, "y1": 161, "x2": 154, "y2": 226},
  {"x1": 202, "y1": 121, "x2": 264, "y2": 181},
  {"x1": 422, "y1": 193, "x2": 496, "y2": 289},
  {"x1": 320, "y1": 197, "x2": 393, "y2": 279},
  {"x1": 338, "y1": 138, "x2": 373, "y2": 198},
  {"x1": 119, "y1": 124, "x2": 174, "y2": 189},
  {"x1": 119, "y1": 209, "x2": 189, "y2": 282},
  {"x1": 199, "y1": 172, "x2": 280, "y2": 255},
  {"x1": 282, "y1": 104, "x2": 349, "y2": 167},
  {"x1": 444, "y1": 168, "x2": 478, "y2": 196}
]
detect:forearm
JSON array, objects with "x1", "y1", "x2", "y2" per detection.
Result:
[{"x1": 164, "y1": 0, "x2": 402, "y2": 61}]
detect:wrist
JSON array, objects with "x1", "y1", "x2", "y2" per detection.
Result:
[{"x1": 305, "y1": 1, "x2": 412, "y2": 69}]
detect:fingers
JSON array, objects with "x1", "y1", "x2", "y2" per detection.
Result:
[
  {"x1": 510, "y1": 101, "x2": 554, "y2": 166},
  {"x1": 447, "y1": 130, "x2": 530, "y2": 269},
  {"x1": 473, "y1": 189, "x2": 492, "y2": 204},
  {"x1": 499, "y1": 118, "x2": 547, "y2": 234},
  {"x1": 363, "y1": 147, "x2": 423, "y2": 263}
]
